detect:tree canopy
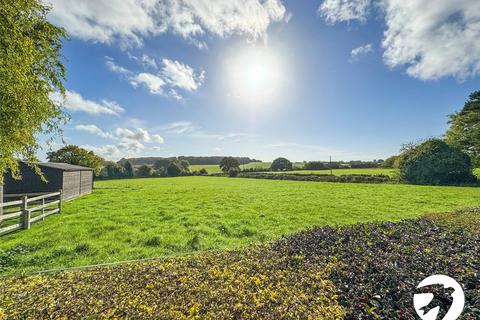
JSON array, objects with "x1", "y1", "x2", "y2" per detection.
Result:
[
  {"x1": 47, "y1": 145, "x2": 104, "y2": 175},
  {"x1": 398, "y1": 139, "x2": 475, "y2": 185},
  {"x1": 445, "y1": 91, "x2": 480, "y2": 166},
  {"x1": 0, "y1": 0, "x2": 67, "y2": 183},
  {"x1": 220, "y1": 157, "x2": 240, "y2": 173},
  {"x1": 270, "y1": 157, "x2": 293, "y2": 171}
]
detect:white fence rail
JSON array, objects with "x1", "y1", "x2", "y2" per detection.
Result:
[{"x1": 0, "y1": 190, "x2": 62, "y2": 236}]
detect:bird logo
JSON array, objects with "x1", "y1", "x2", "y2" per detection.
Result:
[{"x1": 413, "y1": 275, "x2": 464, "y2": 320}]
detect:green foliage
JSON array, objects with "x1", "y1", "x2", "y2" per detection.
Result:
[
  {"x1": 304, "y1": 161, "x2": 327, "y2": 170},
  {"x1": 0, "y1": 176, "x2": 478, "y2": 274},
  {"x1": 219, "y1": 157, "x2": 240, "y2": 173},
  {"x1": 179, "y1": 160, "x2": 190, "y2": 171},
  {"x1": 274, "y1": 210, "x2": 480, "y2": 318},
  {"x1": 381, "y1": 155, "x2": 399, "y2": 168},
  {"x1": 398, "y1": 139, "x2": 476, "y2": 185},
  {"x1": 228, "y1": 167, "x2": 240, "y2": 177},
  {"x1": 47, "y1": 145, "x2": 105, "y2": 175},
  {"x1": 166, "y1": 161, "x2": 183, "y2": 177},
  {"x1": 101, "y1": 162, "x2": 125, "y2": 179},
  {"x1": 270, "y1": 157, "x2": 292, "y2": 171},
  {"x1": 0, "y1": 246, "x2": 345, "y2": 319},
  {"x1": 241, "y1": 172, "x2": 393, "y2": 183},
  {"x1": 197, "y1": 168, "x2": 208, "y2": 175},
  {"x1": 445, "y1": 91, "x2": 480, "y2": 166},
  {"x1": 122, "y1": 161, "x2": 134, "y2": 178},
  {"x1": 152, "y1": 159, "x2": 169, "y2": 171},
  {"x1": 0, "y1": 0, "x2": 67, "y2": 183},
  {"x1": 135, "y1": 164, "x2": 152, "y2": 177}
]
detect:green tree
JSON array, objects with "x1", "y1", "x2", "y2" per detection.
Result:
[
  {"x1": 381, "y1": 155, "x2": 399, "y2": 169},
  {"x1": 398, "y1": 139, "x2": 476, "y2": 185},
  {"x1": 136, "y1": 165, "x2": 152, "y2": 177},
  {"x1": 102, "y1": 162, "x2": 124, "y2": 179},
  {"x1": 219, "y1": 157, "x2": 240, "y2": 173},
  {"x1": 153, "y1": 159, "x2": 170, "y2": 171},
  {"x1": 167, "y1": 161, "x2": 183, "y2": 177},
  {"x1": 0, "y1": 0, "x2": 67, "y2": 183},
  {"x1": 122, "y1": 161, "x2": 134, "y2": 178},
  {"x1": 47, "y1": 145, "x2": 104, "y2": 175},
  {"x1": 445, "y1": 91, "x2": 480, "y2": 166},
  {"x1": 180, "y1": 160, "x2": 190, "y2": 172},
  {"x1": 271, "y1": 157, "x2": 293, "y2": 171}
]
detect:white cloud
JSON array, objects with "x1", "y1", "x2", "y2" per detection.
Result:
[
  {"x1": 107, "y1": 57, "x2": 204, "y2": 98},
  {"x1": 349, "y1": 43, "x2": 373, "y2": 62},
  {"x1": 161, "y1": 59, "x2": 205, "y2": 91},
  {"x1": 115, "y1": 127, "x2": 164, "y2": 144},
  {"x1": 320, "y1": 0, "x2": 480, "y2": 80},
  {"x1": 50, "y1": 90, "x2": 124, "y2": 116},
  {"x1": 161, "y1": 121, "x2": 196, "y2": 134},
  {"x1": 129, "y1": 72, "x2": 166, "y2": 95},
  {"x1": 319, "y1": 0, "x2": 371, "y2": 23},
  {"x1": 46, "y1": 0, "x2": 288, "y2": 46},
  {"x1": 75, "y1": 124, "x2": 114, "y2": 139}
]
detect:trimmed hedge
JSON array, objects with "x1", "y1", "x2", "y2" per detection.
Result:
[
  {"x1": 238, "y1": 172, "x2": 395, "y2": 183},
  {"x1": 274, "y1": 209, "x2": 480, "y2": 319}
]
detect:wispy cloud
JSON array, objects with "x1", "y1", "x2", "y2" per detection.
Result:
[
  {"x1": 75, "y1": 124, "x2": 114, "y2": 139},
  {"x1": 349, "y1": 43, "x2": 373, "y2": 63},
  {"x1": 50, "y1": 90, "x2": 124, "y2": 116}
]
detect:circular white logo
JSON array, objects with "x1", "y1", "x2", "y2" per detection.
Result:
[{"x1": 413, "y1": 275, "x2": 464, "y2": 320}]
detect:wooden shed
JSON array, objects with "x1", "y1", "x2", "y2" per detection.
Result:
[{"x1": 3, "y1": 162, "x2": 94, "y2": 200}]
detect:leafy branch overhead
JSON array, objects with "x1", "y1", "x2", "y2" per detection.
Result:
[{"x1": 0, "y1": 0, "x2": 67, "y2": 183}]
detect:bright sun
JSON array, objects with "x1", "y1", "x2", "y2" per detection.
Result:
[{"x1": 226, "y1": 47, "x2": 283, "y2": 106}]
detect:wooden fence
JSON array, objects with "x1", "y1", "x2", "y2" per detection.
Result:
[{"x1": 0, "y1": 190, "x2": 62, "y2": 236}]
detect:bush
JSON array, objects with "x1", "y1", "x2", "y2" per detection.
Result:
[
  {"x1": 198, "y1": 168, "x2": 208, "y2": 175},
  {"x1": 270, "y1": 157, "x2": 292, "y2": 171},
  {"x1": 220, "y1": 157, "x2": 240, "y2": 173},
  {"x1": 135, "y1": 165, "x2": 152, "y2": 177},
  {"x1": 166, "y1": 161, "x2": 183, "y2": 177},
  {"x1": 381, "y1": 155, "x2": 399, "y2": 168},
  {"x1": 398, "y1": 139, "x2": 476, "y2": 185},
  {"x1": 228, "y1": 167, "x2": 240, "y2": 177},
  {"x1": 304, "y1": 161, "x2": 327, "y2": 170}
]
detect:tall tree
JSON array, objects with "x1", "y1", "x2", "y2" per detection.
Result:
[
  {"x1": 219, "y1": 157, "x2": 240, "y2": 173},
  {"x1": 445, "y1": 91, "x2": 480, "y2": 166},
  {"x1": 122, "y1": 161, "x2": 134, "y2": 178},
  {"x1": 0, "y1": 1, "x2": 67, "y2": 183},
  {"x1": 47, "y1": 145, "x2": 104, "y2": 175},
  {"x1": 270, "y1": 157, "x2": 293, "y2": 171}
]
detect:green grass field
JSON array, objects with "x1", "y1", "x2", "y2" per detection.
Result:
[
  {"x1": 190, "y1": 162, "x2": 272, "y2": 174},
  {"x1": 1, "y1": 176, "x2": 479, "y2": 274}
]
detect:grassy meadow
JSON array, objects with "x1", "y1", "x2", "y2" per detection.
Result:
[{"x1": 1, "y1": 176, "x2": 479, "y2": 274}]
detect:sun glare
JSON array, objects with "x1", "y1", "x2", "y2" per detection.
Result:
[{"x1": 226, "y1": 47, "x2": 283, "y2": 107}]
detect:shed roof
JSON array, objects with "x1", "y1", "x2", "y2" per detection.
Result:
[{"x1": 35, "y1": 162, "x2": 94, "y2": 172}]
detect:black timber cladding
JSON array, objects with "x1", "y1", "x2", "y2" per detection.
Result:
[{"x1": 3, "y1": 162, "x2": 94, "y2": 200}]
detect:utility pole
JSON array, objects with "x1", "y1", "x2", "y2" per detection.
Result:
[{"x1": 330, "y1": 156, "x2": 333, "y2": 176}]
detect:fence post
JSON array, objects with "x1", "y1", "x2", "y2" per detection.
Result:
[
  {"x1": 42, "y1": 197, "x2": 45, "y2": 221},
  {"x1": 59, "y1": 189, "x2": 63, "y2": 214},
  {"x1": 21, "y1": 195, "x2": 30, "y2": 230}
]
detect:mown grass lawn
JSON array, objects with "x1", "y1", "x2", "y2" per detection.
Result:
[{"x1": 1, "y1": 176, "x2": 479, "y2": 274}]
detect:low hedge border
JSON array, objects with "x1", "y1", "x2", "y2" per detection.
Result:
[{"x1": 236, "y1": 172, "x2": 396, "y2": 183}]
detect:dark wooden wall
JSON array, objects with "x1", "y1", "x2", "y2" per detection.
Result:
[{"x1": 4, "y1": 163, "x2": 63, "y2": 195}]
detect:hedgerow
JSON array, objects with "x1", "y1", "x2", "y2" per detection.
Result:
[
  {"x1": 273, "y1": 208, "x2": 480, "y2": 319},
  {"x1": 238, "y1": 172, "x2": 394, "y2": 183},
  {"x1": 0, "y1": 247, "x2": 345, "y2": 319}
]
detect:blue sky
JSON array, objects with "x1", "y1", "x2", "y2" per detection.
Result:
[{"x1": 42, "y1": 0, "x2": 480, "y2": 162}]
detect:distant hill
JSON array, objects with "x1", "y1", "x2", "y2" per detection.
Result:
[{"x1": 117, "y1": 156, "x2": 261, "y2": 166}]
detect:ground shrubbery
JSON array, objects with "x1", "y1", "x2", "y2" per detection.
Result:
[
  {"x1": 273, "y1": 209, "x2": 480, "y2": 319},
  {"x1": 239, "y1": 172, "x2": 394, "y2": 183},
  {"x1": 0, "y1": 209, "x2": 478, "y2": 319},
  {"x1": 0, "y1": 248, "x2": 345, "y2": 319},
  {"x1": 398, "y1": 139, "x2": 477, "y2": 185}
]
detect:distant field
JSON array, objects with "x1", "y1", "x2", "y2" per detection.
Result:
[
  {"x1": 1, "y1": 176, "x2": 479, "y2": 274},
  {"x1": 190, "y1": 161, "x2": 272, "y2": 174}
]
